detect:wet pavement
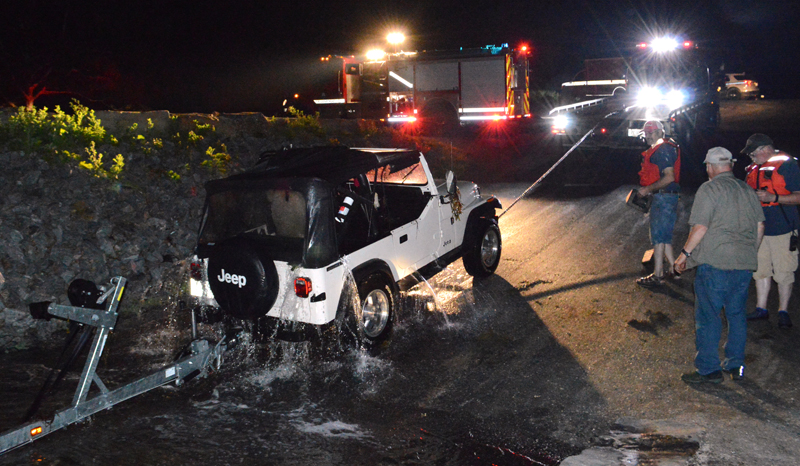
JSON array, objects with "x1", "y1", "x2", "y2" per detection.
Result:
[{"x1": 2, "y1": 100, "x2": 800, "y2": 465}]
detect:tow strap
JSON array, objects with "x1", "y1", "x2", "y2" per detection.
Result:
[{"x1": 499, "y1": 110, "x2": 624, "y2": 218}]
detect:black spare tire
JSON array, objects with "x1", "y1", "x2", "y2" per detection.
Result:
[{"x1": 206, "y1": 238, "x2": 280, "y2": 320}]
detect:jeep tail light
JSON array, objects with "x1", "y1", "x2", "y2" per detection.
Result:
[
  {"x1": 190, "y1": 260, "x2": 203, "y2": 280},
  {"x1": 294, "y1": 277, "x2": 312, "y2": 298}
]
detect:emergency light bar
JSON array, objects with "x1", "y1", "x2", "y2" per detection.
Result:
[
  {"x1": 387, "y1": 116, "x2": 417, "y2": 123},
  {"x1": 638, "y1": 38, "x2": 696, "y2": 51},
  {"x1": 460, "y1": 115, "x2": 507, "y2": 121}
]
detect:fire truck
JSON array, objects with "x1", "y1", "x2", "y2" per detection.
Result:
[
  {"x1": 549, "y1": 38, "x2": 721, "y2": 154},
  {"x1": 313, "y1": 44, "x2": 531, "y2": 130}
]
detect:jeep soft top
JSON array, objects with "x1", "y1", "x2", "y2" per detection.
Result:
[{"x1": 196, "y1": 147, "x2": 423, "y2": 269}]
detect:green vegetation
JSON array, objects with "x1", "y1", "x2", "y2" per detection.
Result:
[
  {"x1": 0, "y1": 101, "x2": 106, "y2": 154},
  {"x1": 65, "y1": 141, "x2": 125, "y2": 179},
  {"x1": 201, "y1": 144, "x2": 231, "y2": 175},
  {"x1": 0, "y1": 101, "x2": 235, "y2": 181},
  {"x1": 0, "y1": 100, "x2": 475, "y2": 185}
]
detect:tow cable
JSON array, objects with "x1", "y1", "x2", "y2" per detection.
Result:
[
  {"x1": 499, "y1": 110, "x2": 623, "y2": 218},
  {"x1": 0, "y1": 276, "x2": 227, "y2": 455}
]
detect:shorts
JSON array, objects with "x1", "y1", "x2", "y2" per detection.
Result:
[
  {"x1": 754, "y1": 232, "x2": 799, "y2": 285},
  {"x1": 649, "y1": 193, "x2": 679, "y2": 245}
]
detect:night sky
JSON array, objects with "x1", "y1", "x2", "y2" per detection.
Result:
[{"x1": 2, "y1": 0, "x2": 798, "y2": 114}]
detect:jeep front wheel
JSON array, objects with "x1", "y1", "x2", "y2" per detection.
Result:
[{"x1": 463, "y1": 220, "x2": 502, "y2": 278}]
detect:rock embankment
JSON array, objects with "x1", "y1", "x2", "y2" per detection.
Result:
[{"x1": 0, "y1": 113, "x2": 377, "y2": 351}]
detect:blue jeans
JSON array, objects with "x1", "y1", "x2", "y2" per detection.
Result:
[
  {"x1": 649, "y1": 193, "x2": 679, "y2": 245},
  {"x1": 693, "y1": 264, "x2": 751, "y2": 374}
]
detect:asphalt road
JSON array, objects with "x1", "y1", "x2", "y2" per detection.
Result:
[
  {"x1": 476, "y1": 98, "x2": 800, "y2": 464},
  {"x1": 1, "y1": 99, "x2": 799, "y2": 465}
]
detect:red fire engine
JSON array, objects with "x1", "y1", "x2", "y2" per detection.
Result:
[{"x1": 314, "y1": 44, "x2": 531, "y2": 130}]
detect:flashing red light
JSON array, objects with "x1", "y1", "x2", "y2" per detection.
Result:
[
  {"x1": 600, "y1": 127, "x2": 607, "y2": 134},
  {"x1": 637, "y1": 42, "x2": 648, "y2": 49},
  {"x1": 294, "y1": 277, "x2": 312, "y2": 298},
  {"x1": 683, "y1": 41, "x2": 694, "y2": 49}
]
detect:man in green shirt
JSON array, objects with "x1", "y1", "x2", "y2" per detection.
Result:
[{"x1": 674, "y1": 147, "x2": 765, "y2": 383}]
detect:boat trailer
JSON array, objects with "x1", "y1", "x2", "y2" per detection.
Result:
[{"x1": 0, "y1": 276, "x2": 227, "y2": 455}]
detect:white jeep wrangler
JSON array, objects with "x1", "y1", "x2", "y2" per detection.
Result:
[{"x1": 188, "y1": 146, "x2": 501, "y2": 346}]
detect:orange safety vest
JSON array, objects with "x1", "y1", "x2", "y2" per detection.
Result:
[
  {"x1": 746, "y1": 153, "x2": 795, "y2": 206},
  {"x1": 639, "y1": 139, "x2": 681, "y2": 187}
]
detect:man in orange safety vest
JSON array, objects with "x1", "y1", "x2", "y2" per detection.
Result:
[{"x1": 636, "y1": 120, "x2": 681, "y2": 287}]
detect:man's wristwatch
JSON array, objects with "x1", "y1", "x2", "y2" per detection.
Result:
[{"x1": 681, "y1": 248, "x2": 692, "y2": 257}]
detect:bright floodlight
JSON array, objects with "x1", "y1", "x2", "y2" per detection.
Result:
[
  {"x1": 552, "y1": 114, "x2": 570, "y2": 130},
  {"x1": 387, "y1": 32, "x2": 405, "y2": 45},
  {"x1": 651, "y1": 37, "x2": 679, "y2": 52},
  {"x1": 665, "y1": 89, "x2": 686, "y2": 110},
  {"x1": 636, "y1": 87, "x2": 663, "y2": 107},
  {"x1": 366, "y1": 49, "x2": 386, "y2": 61}
]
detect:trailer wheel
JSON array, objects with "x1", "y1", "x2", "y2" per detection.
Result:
[{"x1": 463, "y1": 219, "x2": 502, "y2": 278}]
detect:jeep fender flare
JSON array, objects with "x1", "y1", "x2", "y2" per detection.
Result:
[
  {"x1": 336, "y1": 259, "x2": 398, "y2": 316},
  {"x1": 461, "y1": 198, "x2": 501, "y2": 250}
]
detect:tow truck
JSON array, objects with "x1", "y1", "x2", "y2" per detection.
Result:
[
  {"x1": 548, "y1": 37, "x2": 721, "y2": 155},
  {"x1": 313, "y1": 44, "x2": 531, "y2": 131}
]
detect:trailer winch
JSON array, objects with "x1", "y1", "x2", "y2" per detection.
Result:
[{"x1": 0, "y1": 276, "x2": 227, "y2": 455}]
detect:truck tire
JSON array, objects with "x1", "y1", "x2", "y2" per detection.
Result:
[
  {"x1": 206, "y1": 238, "x2": 280, "y2": 321},
  {"x1": 463, "y1": 219, "x2": 502, "y2": 278}
]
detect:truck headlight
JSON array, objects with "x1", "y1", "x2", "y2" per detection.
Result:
[
  {"x1": 636, "y1": 87, "x2": 663, "y2": 107},
  {"x1": 551, "y1": 114, "x2": 570, "y2": 134},
  {"x1": 665, "y1": 90, "x2": 686, "y2": 110}
]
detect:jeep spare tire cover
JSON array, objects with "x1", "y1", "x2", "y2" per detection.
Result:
[{"x1": 206, "y1": 238, "x2": 280, "y2": 320}]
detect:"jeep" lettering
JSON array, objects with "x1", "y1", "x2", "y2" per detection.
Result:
[{"x1": 217, "y1": 269, "x2": 247, "y2": 288}]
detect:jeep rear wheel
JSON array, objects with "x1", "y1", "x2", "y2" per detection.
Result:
[
  {"x1": 463, "y1": 220, "x2": 501, "y2": 278},
  {"x1": 357, "y1": 274, "x2": 395, "y2": 342}
]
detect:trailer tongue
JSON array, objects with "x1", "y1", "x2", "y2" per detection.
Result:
[{"x1": 0, "y1": 276, "x2": 227, "y2": 455}]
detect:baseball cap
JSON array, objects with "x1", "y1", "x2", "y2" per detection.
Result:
[
  {"x1": 740, "y1": 133, "x2": 773, "y2": 155},
  {"x1": 642, "y1": 120, "x2": 664, "y2": 133},
  {"x1": 703, "y1": 147, "x2": 736, "y2": 164}
]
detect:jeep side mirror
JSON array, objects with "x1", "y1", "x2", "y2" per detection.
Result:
[{"x1": 446, "y1": 171, "x2": 457, "y2": 196}]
